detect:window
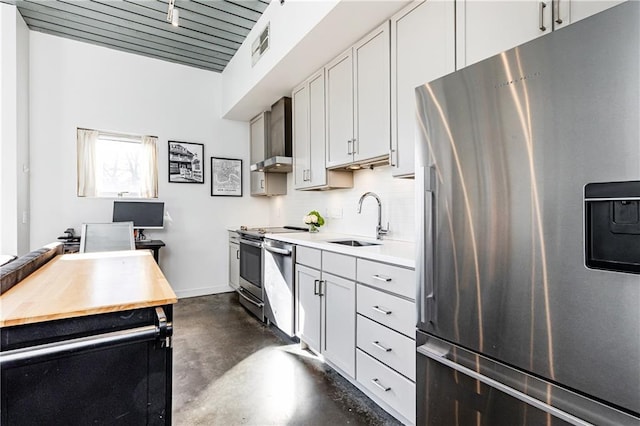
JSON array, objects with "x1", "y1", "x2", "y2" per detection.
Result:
[{"x1": 77, "y1": 128, "x2": 158, "y2": 198}]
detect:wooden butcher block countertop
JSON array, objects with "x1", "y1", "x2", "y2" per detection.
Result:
[{"x1": 0, "y1": 250, "x2": 177, "y2": 327}]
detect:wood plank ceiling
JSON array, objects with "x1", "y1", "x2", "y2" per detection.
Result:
[{"x1": 1, "y1": 0, "x2": 269, "y2": 72}]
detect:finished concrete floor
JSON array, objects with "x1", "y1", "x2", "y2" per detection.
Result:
[{"x1": 171, "y1": 292, "x2": 401, "y2": 425}]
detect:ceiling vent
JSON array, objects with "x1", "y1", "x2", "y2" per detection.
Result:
[{"x1": 251, "y1": 23, "x2": 270, "y2": 66}]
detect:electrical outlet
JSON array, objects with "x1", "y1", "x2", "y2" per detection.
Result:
[{"x1": 328, "y1": 208, "x2": 343, "y2": 219}]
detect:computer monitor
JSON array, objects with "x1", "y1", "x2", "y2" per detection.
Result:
[{"x1": 112, "y1": 201, "x2": 165, "y2": 230}]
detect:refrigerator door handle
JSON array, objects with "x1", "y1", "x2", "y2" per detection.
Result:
[
  {"x1": 422, "y1": 166, "x2": 436, "y2": 325},
  {"x1": 417, "y1": 342, "x2": 592, "y2": 426}
]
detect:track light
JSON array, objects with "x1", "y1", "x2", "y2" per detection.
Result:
[
  {"x1": 171, "y1": 8, "x2": 179, "y2": 27},
  {"x1": 166, "y1": 0, "x2": 179, "y2": 27}
]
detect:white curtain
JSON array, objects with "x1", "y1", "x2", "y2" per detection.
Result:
[
  {"x1": 140, "y1": 136, "x2": 158, "y2": 198},
  {"x1": 77, "y1": 128, "x2": 99, "y2": 197}
]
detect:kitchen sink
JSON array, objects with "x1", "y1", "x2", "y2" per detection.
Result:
[{"x1": 328, "y1": 239, "x2": 381, "y2": 247}]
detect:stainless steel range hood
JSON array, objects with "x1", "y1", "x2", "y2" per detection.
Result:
[{"x1": 250, "y1": 97, "x2": 292, "y2": 173}]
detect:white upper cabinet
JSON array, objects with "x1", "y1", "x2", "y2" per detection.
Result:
[
  {"x1": 307, "y1": 72, "x2": 328, "y2": 187},
  {"x1": 249, "y1": 112, "x2": 286, "y2": 196},
  {"x1": 292, "y1": 81, "x2": 309, "y2": 189},
  {"x1": 293, "y1": 69, "x2": 353, "y2": 190},
  {"x1": 353, "y1": 22, "x2": 391, "y2": 165},
  {"x1": 249, "y1": 112, "x2": 268, "y2": 164},
  {"x1": 457, "y1": 0, "x2": 551, "y2": 68},
  {"x1": 553, "y1": 0, "x2": 626, "y2": 30},
  {"x1": 390, "y1": 0, "x2": 455, "y2": 178},
  {"x1": 326, "y1": 51, "x2": 355, "y2": 168},
  {"x1": 457, "y1": 0, "x2": 627, "y2": 69},
  {"x1": 326, "y1": 22, "x2": 391, "y2": 169}
]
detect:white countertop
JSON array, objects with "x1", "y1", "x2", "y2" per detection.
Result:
[{"x1": 263, "y1": 232, "x2": 416, "y2": 269}]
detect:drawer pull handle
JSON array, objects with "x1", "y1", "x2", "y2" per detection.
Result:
[
  {"x1": 371, "y1": 378, "x2": 391, "y2": 392},
  {"x1": 372, "y1": 341, "x2": 392, "y2": 352},
  {"x1": 372, "y1": 305, "x2": 392, "y2": 315},
  {"x1": 372, "y1": 274, "x2": 392, "y2": 282}
]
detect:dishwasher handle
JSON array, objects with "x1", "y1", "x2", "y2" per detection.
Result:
[{"x1": 264, "y1": 244, "x2": 292, "y2": 256}]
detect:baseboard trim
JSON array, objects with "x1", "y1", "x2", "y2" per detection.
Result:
[{"x1": 175, "y1": 284, "x2": 234, "y2": 299}]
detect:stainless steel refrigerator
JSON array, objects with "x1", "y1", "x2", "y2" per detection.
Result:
[{"x1": 415, "y1": 2, "x2": 640, "y2": 425}]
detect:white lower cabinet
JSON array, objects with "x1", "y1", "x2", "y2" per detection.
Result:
[
  {"x1": 296, "y1": 263, "x2": 322, "y2": 354},
  {"x1": 228, "y1": 231, "x2": 240, "y2": 290},
  {"x1": 296, "y1": 248, "x2": 356, "y2": 378},
  {"x1": 356, "y1": 349, "x2": 416, "y2": 423},
  {"x1": 357, "y1": 284, "x2": 415, "y2": 338},
  {"x1": 356, "y1": 258, "x2": 416, "y2": 424},
  {"x1": 295, "y1": 246, "x2": 415, "y2": 423},
  {"x1": 322, "y1": 272, "x2": 356, "y2": 377},
  {"x1": 357, "y1": 315, "x2": 415, "y2": 380}
]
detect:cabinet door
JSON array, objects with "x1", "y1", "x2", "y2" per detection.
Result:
[
  {"x1": 457, "y1": 0, "x2": 552, "y2": 68},
  {"x1": 228, "y1": 242, "x2": 239, "y2": 289},
  {"x1": 250, "y1": 171, "x2": 266, "y2": 196},
  {"x1": 353, "y1": 22, "x2": 391, "y2": 163},
  {"x1": 554, "y1": 0, "x2": 625, "y2": 30},
  {"x1": 391, "y1": 0, "x2": 455, "y2": 178},
  {"x1": 250, "y1": 112, "x2": 268, "y2": 164},
  {"x1": 250, "y1": 172, "x2": 286, "y2": 196},
  {"x1": 322, "y1": 272, "x2": 356, "y2": 378},
  {"x1": 308, "y1": 70, "x2": 327, "y2": 187},
  {"x1": 325, "y1": 50, "x2": 354, "y2": 168},
  {"x1": 296, "y1": 264, "x2": 322, "y2": 353},
  {"x1": 292, "y1": 82, "x2": 309, "y2": 189}
]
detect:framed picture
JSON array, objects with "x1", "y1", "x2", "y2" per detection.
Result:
[
  {"x1": 211, "y1": 157, "x2": 242, "y2": 197},
  {"x1": 168, "y1": 141, "x2": 204, "y2": 183}
]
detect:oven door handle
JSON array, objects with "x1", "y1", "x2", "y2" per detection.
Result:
[
  {"x1": 240, "y1": 239, "x2": 262, "y2": 248},
  {"x1": 237, "y1": 287, "x2": 264, "y2": 308},
  {"x1": 264, "y1": 245, "x2": 292, "y2": 256},
  {"x1": 1, "y1": 306, "x2": 172, "y2": 368}
]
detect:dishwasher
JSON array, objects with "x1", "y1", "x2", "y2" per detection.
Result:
[{"x1": 263, "y1": 238, "x2": 296, "y2": 338}]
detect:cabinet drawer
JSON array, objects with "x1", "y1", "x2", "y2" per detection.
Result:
[
  {"x1": 322, "y1": 251, "x2": 356, "y2": 280},
  {"x1": 296, "y1": 246, "x2": 321, "y2": 269},
  {"x1": 357, "y1": 315, "x2": 415, "y2": 380},
  {"x1": 356, "y1": 259, "x2": 415, "y2": 299},
  {"x1": 357, "y1": 349, "x2": 415, "y2": 423},
  {"x1": 357, "y1": 284, "x2": 415, "y2": 337}
]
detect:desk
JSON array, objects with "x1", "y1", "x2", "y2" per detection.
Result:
[
  {"x1": 63, "y1": 239, "x2": 166, "y2": 264},
  {"x1": 0, "y1": 250, "x2": 176, "y2": 424}
]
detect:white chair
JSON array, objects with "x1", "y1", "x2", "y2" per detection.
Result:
[{"x1": 79, "y1": 222, "x2": 135, "y2": 253}]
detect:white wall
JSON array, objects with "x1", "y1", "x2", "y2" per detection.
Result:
[
  {"x1": 221, "y1": 0, "x2": 409, "y2": 120},
  {"x1": 0, "y1": 4, "x2": 30, "y2": 256},
  {"x1": 29, "y1": 32, "x2": 270, "y2": 297},
  {"x1": 221, "y1": 0, "x2": 338, "y2": 119},
  {"x1": 270, "y1": 167, "x2": 415, "y2": 242}
]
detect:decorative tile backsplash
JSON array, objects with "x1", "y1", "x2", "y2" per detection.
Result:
[{"x1": 268, "y1": 166, "x2": 416, "y2": 242}]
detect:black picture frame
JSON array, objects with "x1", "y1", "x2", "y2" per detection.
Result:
[
  {"x1": 168, "y1": 141, "x2": 205, "y2": 184},
  {"x1": 210, "y1": 157, "x2": 243, "y2": 197}
]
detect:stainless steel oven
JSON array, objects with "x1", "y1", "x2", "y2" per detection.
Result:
[{"x1": 238, "y1": 233, "x2": 265, "y2": 321}]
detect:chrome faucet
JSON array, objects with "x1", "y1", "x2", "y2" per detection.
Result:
[{"x1": 357, "y1": 192, "x2": 389, "y2": 240}]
